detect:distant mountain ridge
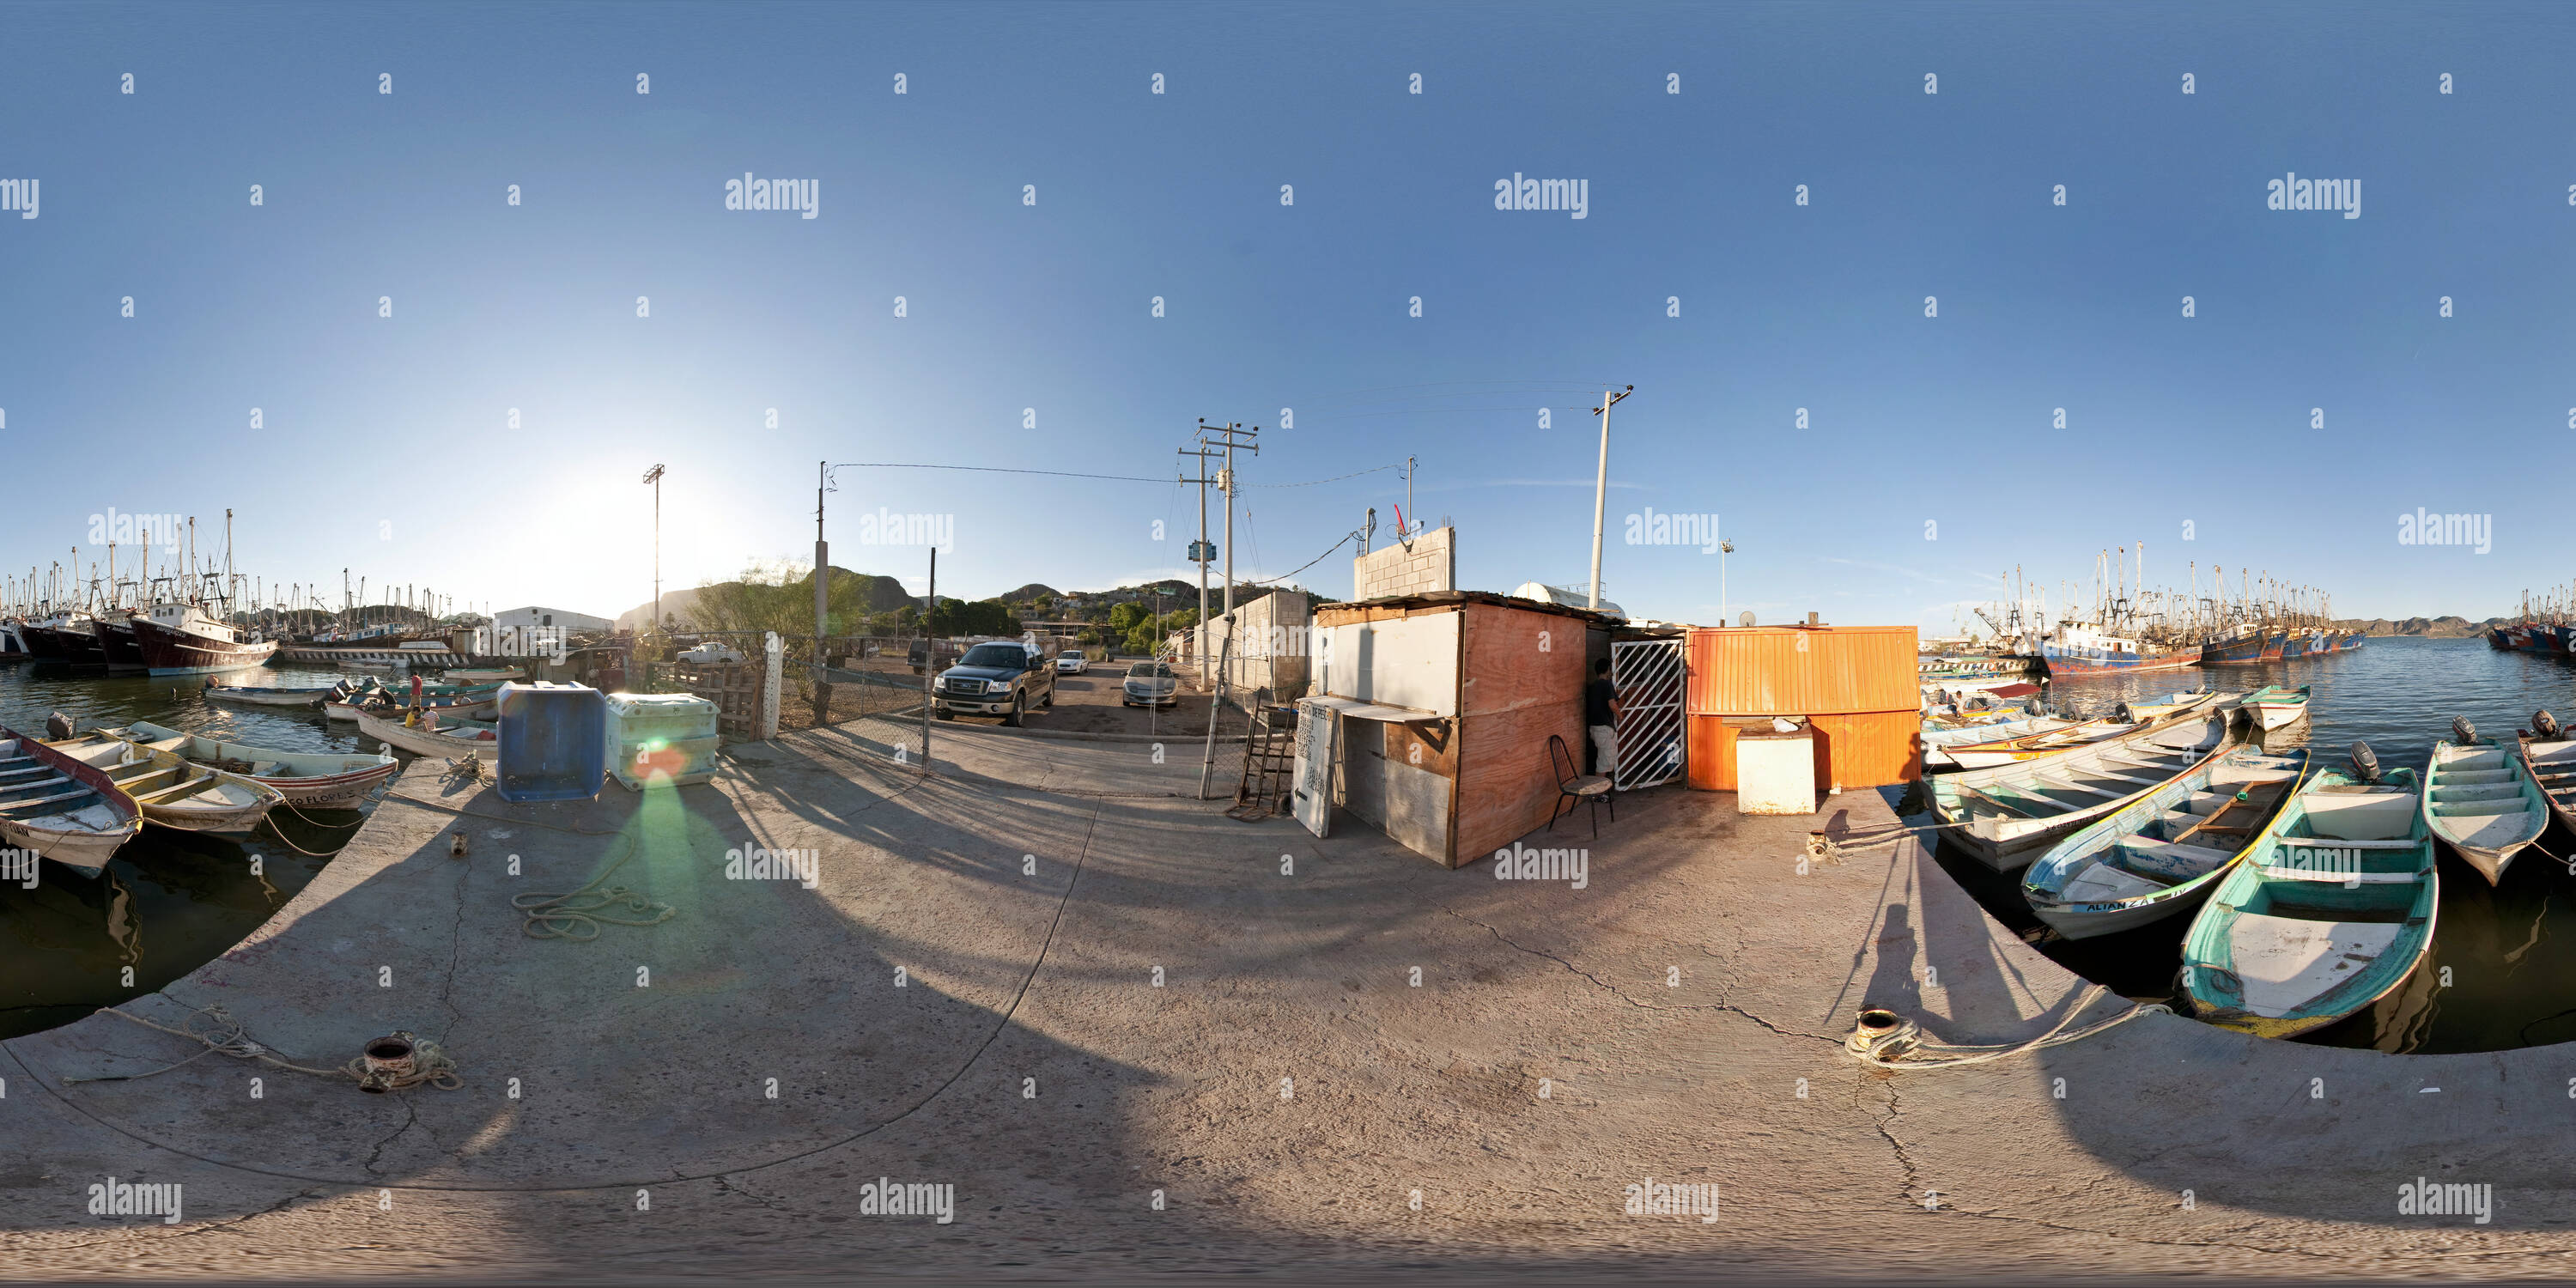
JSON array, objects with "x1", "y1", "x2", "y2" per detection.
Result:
[
  {"x1": 2324, "y1": 616, "x2": 2510, "y2": 638},
  {"x1": 615, "y1": 567, "x2": 915, "y2": 631}
]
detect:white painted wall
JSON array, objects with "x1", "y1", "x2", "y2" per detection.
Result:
[
  {"x1": 1315, "y1": 611, "x2": 1459, "y2": 717},
  {"x1": 495, "y1": 605, "x2": 612, "y2": 634}
]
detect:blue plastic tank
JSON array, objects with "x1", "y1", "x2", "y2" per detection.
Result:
[{"x1": 494, "y1": 681, "x2": 608, "y2": 802}]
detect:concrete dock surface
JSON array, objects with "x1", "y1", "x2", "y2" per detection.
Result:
[{"x1": 5, "y1": 715, "x2": 2573, "y2": 1279}]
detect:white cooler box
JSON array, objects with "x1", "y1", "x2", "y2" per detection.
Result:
[
  {"x1": 1735, "y1": 723, "x2": 1817, "y2": 816},
  {"x1": 605, "y1": 692, "x2": 722, "y2": 790}
]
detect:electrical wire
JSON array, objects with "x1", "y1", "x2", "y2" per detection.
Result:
[
  {"x1": 829, "y1": 460, "x2": 1403, "y2": 489},
  {"x1": 1249, "y1": 532, "x2": 1358, "y2": 586}
]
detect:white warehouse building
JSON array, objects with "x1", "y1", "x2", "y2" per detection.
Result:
[{"x1": 492, "y1": 605, "x2": 614, "y2": 634}]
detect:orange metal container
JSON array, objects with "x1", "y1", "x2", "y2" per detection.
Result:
[{"x1": 1685, "y1": 625, "x2": 1920, "y2": 791}]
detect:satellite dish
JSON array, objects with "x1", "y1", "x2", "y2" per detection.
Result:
[{"x1": 1739, "y1": 611, "x2": 1755, "y2": 628}]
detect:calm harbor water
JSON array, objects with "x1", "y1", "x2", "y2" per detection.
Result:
[
  {"x1": 0, "y1": 664, "x2": 392, "y2": 1041},
  {"x1": 1933, "y1": 635, "x2": 2576, "y2": 1054}
]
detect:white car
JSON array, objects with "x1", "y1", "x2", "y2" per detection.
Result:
[
  {"x1": 1055, "y1": 654, "x2": 1089, "y2": 675},
  {"x1": 1121, "y1": 661, "x2": 1180, "y2": 708}
]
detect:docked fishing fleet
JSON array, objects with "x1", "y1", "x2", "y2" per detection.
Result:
[
  {"x1": 1917, "y1": 611, "x2": 2576, "y2": 1040},
  {"x1": 1968, "y1": 545, "x2": 2364, "y2": 680}
]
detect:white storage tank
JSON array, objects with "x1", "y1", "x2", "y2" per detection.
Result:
[{"x1": 605, "y1": 692, "x2": 721, "y2": 790}]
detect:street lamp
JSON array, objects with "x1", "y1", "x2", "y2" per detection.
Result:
[
  {"x1": 642, "y1": 464, "x2": 665, "y2": 635},
  {"x1": 1720, "y1": 538, "x2": 1735, "y2": 624}
]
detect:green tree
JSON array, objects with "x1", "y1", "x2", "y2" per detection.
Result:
[{"x1": 1109, "y1": 602, "x2": 1145, "y2": 634}]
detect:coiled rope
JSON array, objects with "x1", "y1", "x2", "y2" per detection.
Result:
[
  {"x1": 1844, "y1": 985, "x2": 2169, "y2": 1070},
  {"x1": 509, "y1": 834, "x2": 672, "y2": 940},
  {"x1": 70, "y1": 1003, "x2": 461, "y2": 1091}
]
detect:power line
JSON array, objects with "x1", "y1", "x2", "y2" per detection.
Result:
[
  {"x1": 1249, "y1": 532, "x2": 1358, "y2": 586},
  {"x1": 828, "y1": 462, "x2": 1167, "y2": 484},
  {"x1": 827, "y1": 460, "x2": 1403, "y2": 489},
  {"x1": 1250, "y1": 464, "x2": 1398, "y2": 488}
]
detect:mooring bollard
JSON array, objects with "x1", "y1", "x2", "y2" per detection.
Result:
[{"x1": 355, "y1": 1031, "x2": 419, "y2": 1093}]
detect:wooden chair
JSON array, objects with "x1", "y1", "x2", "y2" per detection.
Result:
[{"x1": 1548, "y1": 733, "x2": 1615, "y2": 837}]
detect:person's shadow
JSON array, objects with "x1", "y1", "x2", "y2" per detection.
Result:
[{"x1": 1862, "y1": 900, "x2": 1917, "y2": 1010}]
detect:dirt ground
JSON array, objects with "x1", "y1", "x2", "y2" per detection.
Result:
[{"x1": 775, "y1": 653, "x2": 1260, "y2": 740}]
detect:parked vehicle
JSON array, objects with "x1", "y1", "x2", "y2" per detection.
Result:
[
  {"x1": 935, "y1": 641, "x2": 1056, "y2": 726},
  {"x1": 1122, "y1": 660, "x2": 1180, "y2": 708},
  {"x1": 1055, "y1": 653, "x2": 1089, "y2": 675}
]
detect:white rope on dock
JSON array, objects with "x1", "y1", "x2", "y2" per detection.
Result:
[
  {"x1": 70, "y1": 1003, "x2": 461, "y2": 1091},
  {"x1": 1844, "y1": 985, "x2": 2169, "y2": 1071},
  {"x1": 509, "y1": 834, "x2": 673, "y2": 941}
]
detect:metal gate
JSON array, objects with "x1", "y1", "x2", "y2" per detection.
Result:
[{"x1": 1610, "y1": 639, "x2": 1686, "y2": 790}]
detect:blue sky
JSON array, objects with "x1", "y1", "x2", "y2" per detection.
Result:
[{"x1": 3, "y1": 2, "x2": 2573, "y2": 630}]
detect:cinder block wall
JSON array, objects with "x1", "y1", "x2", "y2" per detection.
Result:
[
  {"x1": 1352, "y1": 527, "x2": 1455, "y2": 600},
  {"x1": 1197, "y1": 589, "x2": 1313, "y2": 704}
]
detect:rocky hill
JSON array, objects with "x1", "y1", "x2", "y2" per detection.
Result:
[
  {"x1": 2324, "y1": 616, "x2": 2510, "y2": 639},
  {"x1": 616, "y1": 567, "x2": 915, "y2": 631}
]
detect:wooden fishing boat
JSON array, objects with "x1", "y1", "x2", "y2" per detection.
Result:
[
  {"x1": 2022, "y1": 746, "x2": 2310, "y2": 939},
  {"x1": 2179, "y1": 756, "x2": 2435, "y2": 1038},
  {"x1": 2515, "y1": 710, "x2": 2576, "y2": 836},
  {"x1": 2244, "y1": 683, "x2": 2312, "y2": 732},
  {"x1": 116, "y1": 720, "x2": 400, "y2": 809},
  {"x1": 203, "y1": 680, "x2": 347, "y2": 708},
  {"x1": 0, "y1": 727, "x2": 143, "y2": 875},
  {"x1": 1931, "y1": 716, "x2": 2124, "y2": 770},
  {"x1": 1930, "y1": 706, "x2": 2242, "y2": 872},
  {"x1": 39, "y1": 728, "x2": 284, "y2": 834},
  {"x1": 325, "y1": 689, "x2": 495, "y2": 723},
  {"x1": 442, "y1": 666, "x2": 526, "y2": 683},
  {"x1": 355, "y1": 707, "x2": 498, "y2": 760},
  {"x1": 2423, "y1": 720, "x2": 2547, "y2": 884},
  {"x1": 1923, "y1": 714, "x2": 2078, "y2": 771},
  {"x1": 2119, "y1": 690, "x2": 2223, "y2": 723}
]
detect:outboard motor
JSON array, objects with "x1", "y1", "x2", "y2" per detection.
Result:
[
  {"x1": 43, "y1": 711, "x2": 75, "y2": 741},
  {"x1": 2349, "y1": 740, "x2": 2382, "y2": 784},
  {"x1": 2537, "y1": 709, "x2": 2561, "y2": 740},
  {"x1": 2453, "y1": 716, "x2": 2479, "y2": 746}
]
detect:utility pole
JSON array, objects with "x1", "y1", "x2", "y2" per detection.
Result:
[
  {"x1": 1197, "y1": 420, "x2": 1259, "y2": 685},
  {"x1": 1179, "y1": 440, "x2": 1218, "y2": 657},
  {"x1": 642, "y1": 464, "x2": 666, "y2": 635},
  {"x1": 1587, "y1": 386, "x2": 1631, "y2": 611},
  {"x1": 1403, "y1": 456, "x2": 1417, "y2": 543},
  {"x1": 920, "y1": 548, "x2": 936, "y2": 768},
  {"x1": 813, "y1": 461, "x2": 830, "y2": 724}
]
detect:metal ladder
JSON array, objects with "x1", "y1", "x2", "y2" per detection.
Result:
[{"x1": 1227, "y1": 704, "x2": 1299, "y2": 822}]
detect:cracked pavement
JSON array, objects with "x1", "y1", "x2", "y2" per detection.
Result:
[{"x1": 8, "y1": 719, "x2": 2576, "y2": 1278}]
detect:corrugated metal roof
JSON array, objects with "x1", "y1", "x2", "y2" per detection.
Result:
[
  {"x1": 1314, "y1": 590, "x2": 1625, "y2": 626},
  {"x1": 1685, "y1": 625, "x2": 1919, "y2": 715}
]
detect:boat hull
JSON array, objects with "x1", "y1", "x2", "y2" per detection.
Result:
[
  {"x1": 355, "y1": 708, "x2": 498, "y2": 760},
  {"x1": 2180, "y1": 768, "x2": 2435, "y2": 1037},
  {"x1": 204, "y1": 685, "x2": 335, "y2": 708},
  {"x1": 2424, "y1": 738, "x2": 2546, "y2": 885},
  {"x1": 2025, "y1": 748, "x2": 2311, "y2": 940},
  {"x1": 116, "y1": 721, "x2": 400, "y2": 810},
  {"x1": 99, "y1": 621, "x2": 148, "y2": 672},
  {"x1": 1933, "y1": 709, "x2": 2241, "y2": 871},
  {"x1": 134, "y1": 617, "x2": 281, "y2": 675},
  {"x1": 2037, "y1": 643, "x2": 2202, "y2": 677},
  {"x1": 0, "y1": 731, "x2": 143, "y2": 875}
]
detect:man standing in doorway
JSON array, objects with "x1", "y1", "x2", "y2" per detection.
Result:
[{"x1": 1586, "y1": 656, "x2": 1619, "y2": 778}]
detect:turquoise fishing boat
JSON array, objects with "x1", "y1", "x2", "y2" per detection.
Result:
[{"x1": 2178, "y1": 747, "x2": 2435, "y2": 1039}]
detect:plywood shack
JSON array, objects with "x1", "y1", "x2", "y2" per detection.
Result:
[{"x1": 1312, "y1": 592, "x2": 1607, "y2": 867}]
